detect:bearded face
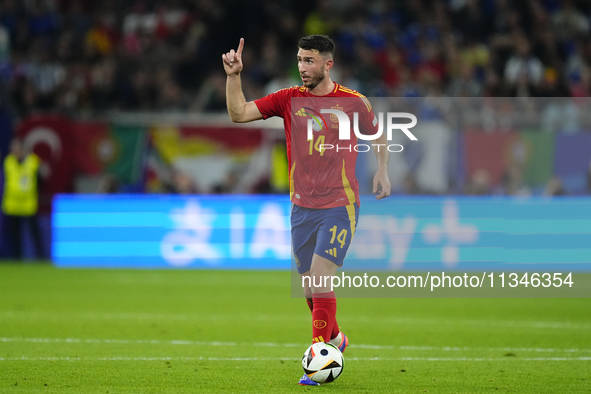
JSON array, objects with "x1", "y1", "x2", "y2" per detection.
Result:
[
  {"x1": 303, "y1": 67, "x2": 325, "y2": 90},
  {"x1": 297, "y1": 48, "x2": 331, "y2": 91}
]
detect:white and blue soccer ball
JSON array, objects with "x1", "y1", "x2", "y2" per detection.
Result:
[{"x1": 302, "y1": 342, "x2": 344, "y2": 383}]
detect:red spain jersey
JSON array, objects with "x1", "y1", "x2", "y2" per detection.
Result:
[{"x1": 255, "y1": 83, "x2": 378, "y2": 209}]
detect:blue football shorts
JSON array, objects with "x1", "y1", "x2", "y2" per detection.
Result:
[{"x1": 291, "y1": 203, "x2": 359, "y2": 274}]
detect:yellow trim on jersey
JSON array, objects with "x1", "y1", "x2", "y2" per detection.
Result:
[
  {"x1": 341, "y1": 160, "x2": 356, "y2": 205},
  {"x1": 290, "y1": 161, "x2": 296, "y2": 199},
  {"x1": 338, "y1": 86, "x2": 364, "y2": 99},
  {"x1": 337, "y1": 86, "x2": 372, "y2": 112},
  {"x1": 340, "y1": 159, "x2": 357, "y2": 237},
  {"x1": 345, "y1": 203, "x2": 357, "y2": 237},
  {"x1": 338, "y1": 85, "x2": 359, "y2": 95},
  {"x1": 360, "y1": 96, "x2": 373, "y2": 112},
  {"x1": 273, "y1": 86, "x2": 299, "y2": 95}
]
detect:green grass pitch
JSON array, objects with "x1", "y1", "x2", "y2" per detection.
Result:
[{"x1": 0, "y1": 263, "x2": 589, "y2": 393}]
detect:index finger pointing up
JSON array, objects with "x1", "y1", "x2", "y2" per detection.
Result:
[{"x1": 237, "y1": 38, "x2": 244, "y2": 56}]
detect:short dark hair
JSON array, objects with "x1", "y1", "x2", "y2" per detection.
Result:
[{"x1": 298, "y1": 35, "x2": 335, "y2": 59}]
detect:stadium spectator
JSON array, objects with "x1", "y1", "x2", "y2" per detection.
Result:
[
  {"x1": 504, "y1": 35, "x2": 544, "y2": 86},
  {"x1": 464, "y1": 169, "x2": 492, "y2": 196},
  {"x1": 447, "y1": 60, "x2": 482, "y2": 97},
  {"x1": 192, "y1": 71, "x2": 227, "y2": 113},
  {"x1": 98, "y1": 174, "x2": 120, "y2": 194},
  {"x1": 481, "y1": 67, "x2": 503, "y2": 97},
  {"x1": 454, "y1": 0, "x2": 491, "y2": 43},
  {"x1": 498, "y1": 164, "x2": 531, "y2": 197},
  {"x1": 552, "y1": 0, "x2": 590, "y2": 40},
  {"x1": 544, "y1": 176, "x2": 566, "y2": 196},
  {"x1": 170, "y1": 169, "x2": 199, "y2": 195}
]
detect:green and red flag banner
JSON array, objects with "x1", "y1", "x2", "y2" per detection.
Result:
[
  {"x1": 73, "y1": 122, "x2": 147, "y2": 185},
  {"x1": 463, "y1": 130, "x2": 555, "y2": 189},
  {"x1": 514, "y1": 130, "x2": 554, "y2": 187}
]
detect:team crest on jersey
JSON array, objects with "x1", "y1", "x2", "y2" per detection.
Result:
[
  {"x1": 330, "y1": 105, "x2": 343, "y2": 129},
  {"x1": 330, "y1": 106, "x2": 343, "y2": 123}
]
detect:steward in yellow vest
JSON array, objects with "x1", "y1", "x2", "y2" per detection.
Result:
[
  {"x1": 1, "y1": 138, "x2": 44, "y2": 259},
  {"x1": 2, "y1": 148, "x2": 40, "y2": 216}
]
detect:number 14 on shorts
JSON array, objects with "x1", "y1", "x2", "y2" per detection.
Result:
[{"x1": 329, "y1": 225, "x2": 348, "y2": 248}]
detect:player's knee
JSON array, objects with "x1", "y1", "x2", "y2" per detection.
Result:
[{"x1": 310, "y1": 255, "x2": 338, "y2": 278}]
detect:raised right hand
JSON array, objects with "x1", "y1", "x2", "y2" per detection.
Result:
[{"x1": 222, "y1": 38, "x2": 244, "y2": 76}]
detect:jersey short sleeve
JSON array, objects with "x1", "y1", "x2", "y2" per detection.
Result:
[
  {"x1": 357, "y1": 97, "x2": 379, "y2": 136},
  {"x1": 254, "y1": 88, "x2": 293, "y2": 119}
]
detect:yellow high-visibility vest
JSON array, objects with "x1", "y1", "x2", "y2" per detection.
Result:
[
  {"x1": 2, "y1": 153, "x2": 40, "y2": 216},
  {"x1": 271, "y1": 144, "x2": 289, "y2": 193}
]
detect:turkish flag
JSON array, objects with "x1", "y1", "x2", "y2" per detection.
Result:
[{"x1": 17, "y1": 114, "x2": 76, "y2": 214}]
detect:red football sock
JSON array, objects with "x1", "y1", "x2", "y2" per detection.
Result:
[
  {"x1": 306, "y1": 298, "x2": 314, "y2": 313},
  {"x1": 311, "y1": 291, "x2": 337, "y2": 343},
  {"x1": 331, "y1": 316, "x2": 340, "y2": 341},
  {"x1": 307, "y1": 297, "x2": 340, "y2": 340}
]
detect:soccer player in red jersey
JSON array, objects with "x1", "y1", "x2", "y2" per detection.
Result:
[{"x1": 223, "y1": 35, "x2": 390, "y2": 385}]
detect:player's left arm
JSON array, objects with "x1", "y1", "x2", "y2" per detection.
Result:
[
  {"x1": 372, "y1": 131, "x2": 391, "y2": 200},
  {"x1": 360, "y1": 99, "x2": 391, "y2": 200}
]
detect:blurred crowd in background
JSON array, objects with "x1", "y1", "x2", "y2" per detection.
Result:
[
  {"x1": 1, "y1": 0, "x2": 591, "y2": 203},
  {"x1": 1, "y1": 0, "x2": 591, "y2": 116}
]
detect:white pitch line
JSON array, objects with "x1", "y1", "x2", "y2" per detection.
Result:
[
  {"x1": 350, "y1": 316, "x2": 591, "y2": 330},
  {"x1": 0, "y1": 356, "x2": 589, "y2": 362},
  {"x1": 0, "y1": 337, "x2": 238, "y2": 347},
  {"x1": 2, "y1": 311, "x2": 590, "y2": 331},
  {"x1": 1, "y1": 337, "x2": 590, "y2": 354}
]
